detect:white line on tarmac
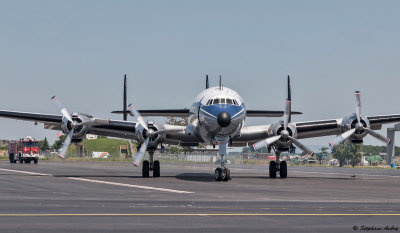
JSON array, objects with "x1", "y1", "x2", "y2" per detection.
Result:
[
  {"x1": 290, "y1": 170, "x2": 400, "y2": 178},
  {"x1": 68, "y1": 177, "x2": 194, "y2": 194},
  {"x1": 231, "y1": 167, "x2": 400, "y2": 178},
  {"x1": 0, "y1": 168, "x2": 193, "y2": 194},
  {"x1": 0, "y1": 168, "x2": 51, "y2": 176}
]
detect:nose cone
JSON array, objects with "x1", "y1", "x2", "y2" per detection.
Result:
[{"x1": 217, "y1": 111, "x2": 231, "y2": 128}]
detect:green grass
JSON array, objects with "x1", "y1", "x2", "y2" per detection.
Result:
[{"x1": 67, "y1": 138, "x2": 132, "y2": 157}]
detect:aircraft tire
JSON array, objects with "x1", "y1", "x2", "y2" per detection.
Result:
[
  {"x1": 280, "y1": 161, "x2": 287, "y2": 178},
  {"x1": 214, "y1": 168, "x2": 223, "y2": 181},
  {"x1": 153, "y1": 160, "x2": 160, "y2": 177},
  {"x1": 222, "y1": 168, "x2": 230, "y2": 181},
  {"x1": 269, "y1": 161, "x2": 277, "y2": 178},
  {"x1": 142, "y1": 160, "x2": 150, "y2": 178},
  {"x1": 34, "y1": 158, "x2": 38, "y2": 164}
]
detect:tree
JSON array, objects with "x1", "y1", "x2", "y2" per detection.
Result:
[
  {"x1": 316, "y1": 147, "x2": 329, "y2": 164},
  {"x1": 52, "y1": 134, "x2": 66, "y2": 150},
  {"x1": 345, "y1": 143, "x2": 362, "y2": 167},
  {"x1": 39, "y1": 137, "x2": 50, "y2": 151},
  {"x1": 331, "y1": 143, "x2": 346, "y2": 167},
  {"x1": 332, "y1": 141, "x2": 362, "y2": 167}
]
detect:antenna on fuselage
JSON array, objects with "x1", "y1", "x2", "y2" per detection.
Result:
[
  {"x1": 206, "y1": 74, "x2": 209, "y2": 89},
  {"x1": 219, "y1": 75, "x2": 222, "y2": 90}
]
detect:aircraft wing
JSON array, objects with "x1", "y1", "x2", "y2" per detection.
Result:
[
  {"x1": 0, "y1": 110, "x2": 139, "y2": 140},
  {"x1": 0, "y1": 110, "x2": 203, "y2": 143},
  {"x1": 232, "y1": 114, "x2": 400, "y2": 146},
  {"x1": 112, "y1": 109, "x2": 302, "y2": 118}
]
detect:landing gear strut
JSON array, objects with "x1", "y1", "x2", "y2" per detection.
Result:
[
  {"x1": 141, "y1": 150, "x2": 160, "y2": 178},
  {"x1": 214, "y1": 136, "x2": 231, "y2": 182},
  {"x1": 269, "y1": 151, "x2": 287, "y2": 179}
]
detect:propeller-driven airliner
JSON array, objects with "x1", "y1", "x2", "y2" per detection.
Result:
[{"x1": 0, "y1": 75, "x2": 397, "y2": 181}]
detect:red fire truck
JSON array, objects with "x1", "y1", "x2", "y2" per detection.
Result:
[{"x1": 8, "y1": 136, "x2": 40, "y2": 164}]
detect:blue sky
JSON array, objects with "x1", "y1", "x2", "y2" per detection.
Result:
[{"x1": 1, "y1": 0, "x2": 400, "y2": 149}]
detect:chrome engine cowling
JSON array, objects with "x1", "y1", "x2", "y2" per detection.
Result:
[
  {"x1": 268, "y1": 122, "x2": 298, "y2": 149},
  {"x1": 135, "y1": 121, "x2": 166, "y2": 148},
  {"x1": 341, "y1": 114, "x2": 369, "y2": 144},
  {"x1": 60, "y1": 113, "x2": 91, "y2": 140}
]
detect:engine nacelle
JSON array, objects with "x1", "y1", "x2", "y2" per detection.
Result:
[
  {"x1": 135, "y1": 120, "x2": 166, "y2": 148},
  {"x1": 268, "y1": 122, "x2": 298, "y2": 150},
  {"x1": 61, "y1": 113, "x2": 91, "y2": 140},
  {"x1": 341, "y1": 114, "x2": 369, "y2": 143}
]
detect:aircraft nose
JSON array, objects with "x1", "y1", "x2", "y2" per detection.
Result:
[{"x1": 217, "y1": 111, "x2": 231, "y2": 128}]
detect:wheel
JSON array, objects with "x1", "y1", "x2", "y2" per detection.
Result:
[
  {"x1": 25, "y1": 159, "x2": 31, "y2": 164},
  {"x1": 269, "y1": 161, "x2": 277, "y2": 178},
  {"x1": 222, "y1": 168, "x2": 230, "y2": 181},
  {"x1": 142, "y1": 160, "x2": 150, "y2": 178},
  {"x1": 9, "y1": 154, "x2": 16, "y2": 163},
  {"x1": 153, "y1": 160, "x2": 160, "y2": 177},
  {"x1": 19, "y1": 159, "x2": 23, "y2": 164},
  {"x1": 214, "y1": 168, "x2": 223, "y2": 181},
  {"x1": 280, "y1": 161, "x2": 287, "y2": 178},
  {"x1": 34, "y1": 158, "x2": 39, "y2": 164}
]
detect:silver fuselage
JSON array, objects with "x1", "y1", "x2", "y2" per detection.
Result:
[{"x1": 189, "y1": 87, "x2": 246, "y2": 145}]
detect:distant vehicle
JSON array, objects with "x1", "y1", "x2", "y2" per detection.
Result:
[{"x1": 8, "y1": 136, "x2": 40, "y2": 164}]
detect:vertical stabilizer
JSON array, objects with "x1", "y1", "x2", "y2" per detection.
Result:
[{"x1": 123, "y1": 74, "x2": 128, "y2": 121}]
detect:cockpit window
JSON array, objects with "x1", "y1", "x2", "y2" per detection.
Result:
[
  {"x1": 207, "y1": 98, "x2": 239, "y2": 105},
  {"x1": 233, "y1": 100, "x2": 239, "y2": 105},
  {"x1": 226, "y1": 99, "x2": 233, "y2": 104},
  {"x1": 213, "y1": 99, "x2": 220, "y2": 104},
  {"x1": 220, "y1": 98, "x2": 226, "y2": 104}
]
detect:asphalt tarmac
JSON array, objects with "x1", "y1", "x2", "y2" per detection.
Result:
[{"x1": 0, "y1": 160, "x2": 399, "y2": 233}]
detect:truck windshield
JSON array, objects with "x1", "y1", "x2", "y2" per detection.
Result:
[{"x1": 22, "y1": 142, "x2": 39, "y2": 147}]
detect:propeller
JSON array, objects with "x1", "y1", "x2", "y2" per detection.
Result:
[
  {"x1": 51, "y1": 96, "x2": 109, "y2": 159},
  {"x1": 127, "y1": 103, "x2": 151, "y2": 167},
  {"x1": 329, "y1": 91, "x2": 391, "y2": 147},
  {"x1": 251, "y1": 76, "x2": 314, "y2": 156}
]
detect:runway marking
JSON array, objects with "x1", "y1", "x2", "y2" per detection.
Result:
[
  {"x1": 290, "y1": 171, "x2": 400, "y2": 178},
  {"x1": 68, "y1": 177, "x2": 193, "y2": 194},
  {"x1": 0, "y1": 213, "x2": 399, "y2": 217},
  {"x1": 230, "y1": 168, "x2": 400, "y2": 178},
  {"x1": 0, "y1": 168, "x2": 51, "y2": 176}
]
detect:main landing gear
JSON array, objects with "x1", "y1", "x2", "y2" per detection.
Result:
[
  {"x1": 141, "y1": 151, "x2": 160, "y2": 178},
  {"x1": 269, "y1": 152, "x2": 287, "y2": 178},
  {"x1": 214, "y1": 136, "x2": 231, "y2": 182}
]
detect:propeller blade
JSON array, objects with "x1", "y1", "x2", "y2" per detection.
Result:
[
  {"x1": 329, "y1": 128, "x2": 356, "y2": 147},
  {"x1": 289, "y1": 136, "x2": 314, "y2": 156},
  {"x1": 283, "y1": 75, "x2": 292, "y2": 130},
  {"x1": 128, "y1": 104, "x2": 148, "y2": 130},
  {"x1": 51, "y1": 96, "x2": 73, "y2": 122},
  {"x1": 58, "y1": 129, "x2": 74, "y2": 159},
  {"x1": 251, "y1": 135, "x2": 281, "y2": 151},
  {"x1": 364, "y1": 128, "x2": 391, "y2": 145},
  {"x1": 355, "y1": 91, "x2": 361, "y2": 124},
  {"x1": 133, "y1": 137, "x2": 150, "y2": 167}
]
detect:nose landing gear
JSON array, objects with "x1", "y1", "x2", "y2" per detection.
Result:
[{"x1": 214, "y1": 135, "x2": 231, "y2": 182}]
